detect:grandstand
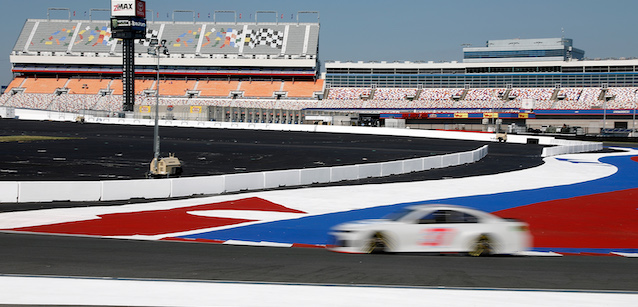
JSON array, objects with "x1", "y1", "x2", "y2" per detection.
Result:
[{"x1": 2, "y1": 13, "x2": 638, "y2": 134}]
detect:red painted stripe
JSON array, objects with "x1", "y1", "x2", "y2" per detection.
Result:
[
  {"x1": 3, "y1": 197, "x2": 306, "y2": 237},
  {"x1": 495, "y1": 187, "x2": 638, "y2": 250}
]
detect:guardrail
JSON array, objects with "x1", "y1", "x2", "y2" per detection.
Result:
[
  {"x1": 541, "y1": 139, "x2": 603, "y2": 157},
  {"x1": 0, "y1": 146, "x2": 488, "y2": 203}
]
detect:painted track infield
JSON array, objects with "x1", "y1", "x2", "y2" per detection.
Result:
[{"x1": 1, "y1": 147, "x2": 637, "y2": 256}]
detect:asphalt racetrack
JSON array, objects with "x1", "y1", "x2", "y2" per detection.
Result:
[
  {"x1": 0, "y1": 118, "x2": 543, "y2": 182},
  {"x1": 0, "y1": 118, "x2": 637, "y2": 306}
]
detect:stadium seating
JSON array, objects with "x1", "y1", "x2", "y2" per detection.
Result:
[
  {"x1": 8, "y1": 82, "x2": 638, "y2": 113},
  {"x1": 21, "y1": 77, "x2": 68, "y2": 94},
  {"x1": 197, "y1": 80, "x2": 240, "y2": 97},
  {"x1": 374, "y1": 88, "x2": 417, "y2": 100},
  {"x1": 327, "y1": 87, "x2": 371, "y2": 100},
  {"x1": 606, "y1": 87, "x2": 638, "y2": 109},
  {"x1": 3, "y1": 93, "x2": 55, "y2": 109},
  {"x1": 135, "y1": 79, "x2": 155, "y2": 94},
  {"x1": 240, "y1": 80, "x2": 284, "y2": 98},
  {"x1": 418, "y1": 88, "x2": 463, "y2": 101},
  {"x1": 66, "y1": 79, "x2": 111, "y2": 95},
  {"x1": 509, "y1": 88, "x2": 554, "y2": 103},
  {"x1": 158, "y1": 80, "x2": 195, "y2": 96},
  {"x1": 4, "y1": 77, "x2": 26, "y2": 94},
  {"x1": 282, "y1": 80, "x2": 324, "y2": 98},
  {"x1": 109, "y1": 79, "x2": 124, "y2": 96}
]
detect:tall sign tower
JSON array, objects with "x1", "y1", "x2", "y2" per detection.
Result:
[{"x1": 110, "y1": 0, "x2": 146, "y2": 112}]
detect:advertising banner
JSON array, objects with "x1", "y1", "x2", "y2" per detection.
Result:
[{"x1": 112, "y1": 0, "x2": 145, "y2": 18}]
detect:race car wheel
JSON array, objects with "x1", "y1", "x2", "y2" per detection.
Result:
[
  {"x1": 469, "y1": 234, "x2": 493, "y2": 257},
  {"x1": 366, "y1": 232, "x2": 389, "y2": 254}
]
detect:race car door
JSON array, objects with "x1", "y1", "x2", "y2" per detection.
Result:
[{"x1": 408, "y1": 209, "x2": 481, "y2": 252}]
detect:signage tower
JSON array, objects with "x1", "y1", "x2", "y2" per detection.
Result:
[{"x1": 110, "y1": 0, "x2": 146, "y2": 112}]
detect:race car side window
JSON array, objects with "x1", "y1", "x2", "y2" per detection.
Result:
[
  {"x1": 418, "y1": 210, "x2": 478, "y2": 224},
  {"x1": 447, "y1": 210, "x2": 479, "y2": 223},
  {"x1": 418, "y1": 210, "x2": 447, "y2": 224}
]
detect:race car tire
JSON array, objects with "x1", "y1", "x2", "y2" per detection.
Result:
[
  {"x1": 469, "y1": 234, "x2": 493, "y2": 257},
  {"x1": 366, "y1": 232, "x2": 389, "y2": 254}
]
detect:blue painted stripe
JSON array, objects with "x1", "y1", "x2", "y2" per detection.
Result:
[{"x1": 180, "y1": 154, "x2": 638, "y2": 251}]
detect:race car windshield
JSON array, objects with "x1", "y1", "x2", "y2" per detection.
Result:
[{"x1": 383, "y1": 208, "x2": 415, "y2": 221}]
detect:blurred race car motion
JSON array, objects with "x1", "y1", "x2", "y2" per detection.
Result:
[{"x1": 328, "y1": 204, "x2": 532, "y2": 256}]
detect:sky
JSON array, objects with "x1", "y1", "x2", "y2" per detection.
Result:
[{"x1": 1, "y1": 0, "x2": 638, "y2": 86}]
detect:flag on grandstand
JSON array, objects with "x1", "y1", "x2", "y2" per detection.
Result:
[{"x1": 241, "y1": 28, "x2": 284, "y2": 49}]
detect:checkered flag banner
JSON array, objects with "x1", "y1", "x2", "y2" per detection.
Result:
[
  {"x1": 241, "y1": 28, "x2": 284, "y2": 49},
  {"x1": 137, "y1": 30, "x2": 159, "y2": 47}
]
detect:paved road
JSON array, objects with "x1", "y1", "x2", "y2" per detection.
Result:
[{"x1": 1, "y1": 232, "x2": 636, "y2": 291}]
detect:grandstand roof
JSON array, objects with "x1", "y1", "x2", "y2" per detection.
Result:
[
  {"x1": 10, "y1": 19, "x2": 319, "y2": 69},
  {"x1": 324, "y1": 58, "x2": 638, "y2": 70}
]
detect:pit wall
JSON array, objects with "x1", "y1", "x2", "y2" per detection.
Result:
[{"x1": 0, "y1": 145, "x2": 488, "y2": 203}]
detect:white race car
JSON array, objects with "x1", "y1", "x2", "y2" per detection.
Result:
[{"x1": 328, "y1": 204, "x2": 532, "y2": 256}]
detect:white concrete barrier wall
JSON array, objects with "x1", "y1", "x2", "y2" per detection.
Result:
[
  {"x1": 0, "y1": 183, "x2": 18, "y2": 203},
  {"x1": 358, "y1": 163, "x2": 383, "y2": 179},
  {"x1": 541, "y1": 141, "x2": 603, "y2": 157},
  {"x1": 423, "y1": 156, "x2": 442, "y2": 170},
  {"x1": 224, "y1": 173, "x2": 265, "y2": 192},
  {"x1": 171, "y1": 175, "x2": 225, "y2": 197},
  {"x1": 403, "y1": 158, "x2": 425, "y2": 173},
  {"x1": 263, "y1": 170, "x2": 300, "y2": 189},
  {"x1": 381, "y1": 160, "x2": 404, "y2": 176},
  {"x1": 2, "y1": 145, "x2": 488, "y2": 203},
  {"x1": 299, "y1": 168, "x2": 331, "y2": 185},
  {"x1": 101, "y1": 179, "x2": 172, "y2": 201},
  {"x1": 18, "y1": 181, "x2": 101, "y2": 203},
  {"x1": 330, "y1": 165, "x2": 359, "y2": 182}
]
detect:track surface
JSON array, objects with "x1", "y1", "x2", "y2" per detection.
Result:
[
  {"x1": 1, "y1": 119, "x2": 636, "y2": 294},
  {"x1": 2, "y1": 232, "x2": 637, "y2": 291},
  {"x1": 0, "y1": 119, "x2": 543, "y2": 182}
]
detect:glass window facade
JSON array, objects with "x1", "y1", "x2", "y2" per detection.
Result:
[
  {"x1": 325, "y1": 64, "x2": 638, "y2": 88},
  {"x1": 464, "y1": 49, "x2": 566, "y2": 59}
]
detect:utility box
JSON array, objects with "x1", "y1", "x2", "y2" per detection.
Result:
[
  {"x1": 148, "y1": 153, "x2": 183, "y2": 178},
  {"x1": 0, "y1": 106, "x2": 15, "y2": 119},
  {"x1": 385, "y1": 118, "x2": 406, "y2": 128}
]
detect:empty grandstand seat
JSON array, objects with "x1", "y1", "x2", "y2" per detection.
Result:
[
  {"x1": 135, "y1": 79, "x2": 155, "y2": 94},
  {"x1": 283, "y1": 80, "x2": 324, "y2": 98},
  {"x1": 66, "y1": 79, "x2": 111, "y2": 95},
  {"x1": 4, "y1": 77, "x2": 26, "y2": 94},
  {"x1": 197, "y1": 80, "x2": 240, "y2": 97},
  {"x1": 241, "y1": 81, "x2": 284, "y2": 98},
  {"x1": 109, "y1": 79, "x2": 124, "y2": 95},
  {"x1": 158, "y1": 80, "x2": 194, "y2": 96},
  {"x1": 21, "y1": 77, "x2": 69, "y2": 94}
]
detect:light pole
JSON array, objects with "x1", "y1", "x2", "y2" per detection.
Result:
[
  {"x1": 148, "y1": 39, "x2": 169, "y2": 174},
  {"x1": 634, "y1": 89, "x2": 637, "y2": 137}
]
